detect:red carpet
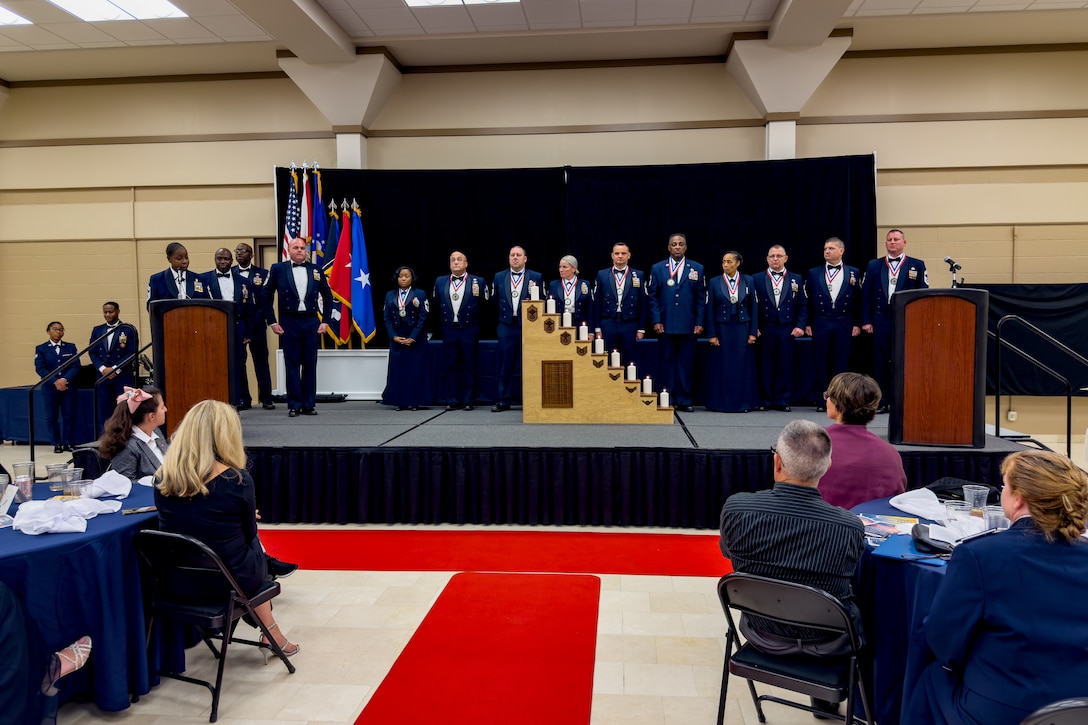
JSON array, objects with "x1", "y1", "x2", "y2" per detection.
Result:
[
  {"x1": 356, "y1": 572, "x2": 600, "y2": 725},
  {"x1": 259, "y1": 529, "x2": 731, "y2": 577}
]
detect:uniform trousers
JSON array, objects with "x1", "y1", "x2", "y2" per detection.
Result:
[
  {"x1": 441, "y1": 324, "x2": 480, "y2": 406},
  {"x1": 810, "y1": 315, "x2": 854, "y2": 401},
  {"x1": 904, "y1": 661, "x2": 1033, "y2": 725},
  {"x1": 599, "y1": 318, "x2": 640, "y2": 370},
  {"x1": 41, "y1": 385, "x2": 76, "y2": 447},
  {"x1": 239, "y1": 326, "x2": 274, "y2": 405},
  {"x1": 495, "y1": 322, "x2": 521, "y2": 405},
  {"x1": 279, "y1": 314, "x2": 319, "y2": 410},
  {"x1": 871, "y1": 314, "x2": 895, "y2": 406},
  {"x1": 758, "y1": 323, "x2": 796, "y2": 408},
  {"x1": 657, "y1": 333, "x2": 695, "y2": 406}
]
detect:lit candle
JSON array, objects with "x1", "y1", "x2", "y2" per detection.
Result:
[
  {"x1": 626, "y1": 363, "x2": 636, "y2": 381},
  {"x1": 562, "y1": 311, "x2": 572, "y2": 327},
  {"x1": 610, "y1": 350, "x2": 620, "y2": 367},
  {"x1": 529, "y1": 284, "x2": 539, "y2": 301},
  {"x1": 545, "y1": 297, "x2": 556, "y2": 314},
  {"x1": 593, "y1": 338, "x2": 604, "y2": 354},
  {"x1": 642, "y1": 376, "x2": 652, "y2": 394},
  {"x1": 578, "y1": 323, "x2": 589, "y2": 341},
  {"x1": 659, "y1": 389, "x2": 670, "y2": 408}
]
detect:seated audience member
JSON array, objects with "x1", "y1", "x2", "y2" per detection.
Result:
[
  {"x1": 719, "y1": 419, "x2": 865, "y2": 718},
  {"x1": 818, "y1": 372, "x2": 907, "y2": 509},
  {"x1": 154, "y1": 400, "x2": 300, "y2": 656},
  {"x1": 35, "y1": 320, "x2": 80, "y2": 454},
  {"x1": 0, "y1": 582, "x2": 91, "y2": 724},
  {"x1": 904, "y1": 450, "x2": 1088, "y2": 725},
  {"x1": 99, "y1": 386, "x2": 168, "y2": 486}
]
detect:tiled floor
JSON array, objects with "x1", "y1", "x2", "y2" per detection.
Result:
[{"x1": 5, "y1": 438, "x2": 1085, "y2": 724}]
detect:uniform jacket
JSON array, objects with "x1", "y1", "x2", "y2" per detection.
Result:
[
  {"x1": 433, "y1": 274, "x2": 489, "y2": 328},
  {"x1": 591, "y1": 266, "x2": 647, "y2": 330},
  {"x1": 200, "y1": 269, "x2": 255, "y2": 339},
  {"x1": 804, "y1": 264, "x2": 861, "y2": 323},
  {"x1": 860, "y1": 255, "x2": 929, "y2": 326},
  {"x1": 35, "y1": 341, "x2": 80, "y2": 383},
  {"x1": 753, "y1": 269, "x2": 808, "y2": 328},
  {"x1": 646, "y1": 258, "x2": 707, "y2": 333},
  {"x1": 493, "y1": 269, "x2": 544, "y2": 325},
  {"x1": 383, "y1": 288, "x2": 429, "y2": 342},
  {"x1": 89, "y1": 322, "x2": 139, "y2": 374},
  {"x1": 704, "y1": 273, "x2": 758, "y2": 338},
  {"x1": 262, "y1": 261, "x2": 334, "y2": 324},
  {"x1": 146, "y1": 268, "x2": 210, "y2": 309},
  {"x1": 547, "y1": 277, "x2": 592, "y2": 325},
  {"x1": 232, "y1": 264, "x2": 272, "y2": 327}
]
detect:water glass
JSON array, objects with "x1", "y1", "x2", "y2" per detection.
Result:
[
  {"x1": 15, "y1": 475, "x2": 34, "y2": 500},
  {"x1": 65, "y1": 479, "x2": 92, "y2": 498},
  {"x1": 984, "y1": 505, "x2": 1010, "y2": 531},
  {"x1": 963, "y1": 485, "x2": 989, "y2": 517},
  {"x1": 63, "y1": 468, "x2": 84, "y2": 486},
  {"x1": 46, "y1": 463, "x2": 68, "y2": 492},
  {"x1": 944, "y1": 501, "x2": 971, "y2": 525},
  {"x1": 12, "y1": 461, "x2": 34, "y2": 480}
]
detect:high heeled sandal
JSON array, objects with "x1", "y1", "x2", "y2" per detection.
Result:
[
  {"x1": 42, "y1": 635, "x2": 92, "y2": 696},
  {"x1": 259, "y1": 622, "x2": 300, "y2": 663}
]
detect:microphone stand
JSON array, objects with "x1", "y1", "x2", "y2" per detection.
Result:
[{"x1": 946, "y1": 259, "x2": 963, "y2": 288}]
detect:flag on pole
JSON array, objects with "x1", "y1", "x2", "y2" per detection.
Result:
[
  {"x1": 300, "y1": 167, "x2": 311, "y2": 246},
  {"x1": 281, "y1": 169, "x2": 301, "y2": 260},
  {"x1": 327, "y1": 208, "x2": 355, "y2": 344},
  {"x1": 310, "y1": 169, "x2": 326, "y2": 263},
  {"x1": 350, "y1": 206, "x2": 377, "y2": 343},
  {"x1": 322, "y1": 202, "x2": 343, "y2": 344}
]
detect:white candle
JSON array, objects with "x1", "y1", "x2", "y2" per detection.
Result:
[
  {"x1": 626, "y1": 363, "x2": 636, "y2": 381},
  {"x1": 610, "y1": 350, "x2": 620, "y2": 367},
  {"x1": 529, "y1": 284, "x2": 539, "y2": 301},
  {"x1": 594, "y1": 338, "x2": 604, "y2": 354},
  {"x1": 642, "y1": 376, "x2": 652, "y2": 394},
  {"x1": 562, "y1": 311, "x2": 572, "y2": 327},
  {"x1": 659, "y1": 389, "x2": 670, "y2": 408},
  {"x1": 545, "y1": 297, "x2": 556, "y2": 314},
  {"x1": 578, "y1": 323, "x2": 589, "y2": 341}
]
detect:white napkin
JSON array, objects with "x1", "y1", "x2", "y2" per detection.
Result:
[
  {"x1": 137, "y1": 474, "x2": 155, "y2": 487},
  {"x1": 13, "y1": 499, "x2": 123, "y2": 535},
  {"x1": 86, "y1": 470, "x2": 132, "y2": 499},
  {"x1": 890, "y1": 488, "x2": 947, "y2": 522}
]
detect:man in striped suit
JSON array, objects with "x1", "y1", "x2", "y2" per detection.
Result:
[{"x1": 718, "y1": 419, "x2": 865, "y2": 718}]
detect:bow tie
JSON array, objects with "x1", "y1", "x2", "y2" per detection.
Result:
[
  {"x1": 827, "y1": 265, "x2": 841, "y2": 270},
  {"x1": 217, "y1": 272, "x2": 230, "y2": 278},
  {"x1": 888, "y1": 257, "x2": 901, "y2": 262},
  {"x1": 292, "y1": 262, "x2": 307, "y2": 268},
  {"x1": 238, "y1": 267, "x2": 250, "y2": 272},
  {"x1": 613, "y1": 268, "x2": 625, "y2": 274},
  {"x1": 452, "y1": 276, "x2": 465, "y2": 282}
]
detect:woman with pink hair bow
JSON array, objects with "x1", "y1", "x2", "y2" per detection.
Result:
[{"x1": 97, "y1": 385, "x2": 168, "y2": 486}]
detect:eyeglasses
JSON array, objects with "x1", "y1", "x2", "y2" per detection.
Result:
[
  {"x1": 769, "y1": 445, "x2": 778, "y2": 456},
  {"x1": 822, "y1": 391, "x2": 830, "y2": 400}
]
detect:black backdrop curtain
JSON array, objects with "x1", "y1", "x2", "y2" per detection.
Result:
[
  {"x1": 274, "y1": 155, "x2": 876, "y2": 348},
  {"x1": 974, "y1": 283, "x2": 1088, "y2": 396}
]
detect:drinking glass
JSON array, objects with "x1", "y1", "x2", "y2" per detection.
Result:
[
  {"x1": 984, "y1": 505, "x2": 1010, "y2": 531},
  {"x1": 963, "y1": 485, "x2": 989, "y2": 518},
  {"x1": 46, "y1": 463, "x2": 68, "y2": 492}
]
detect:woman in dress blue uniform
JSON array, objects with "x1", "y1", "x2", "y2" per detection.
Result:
[
  {"x1": 548, "y1": 255, "x2": 592, "y2": 329},
  {"x1": 704, "y1": 251, "x2": 758, "y2": 412},
  {"x1": 382, "y1": 266, "x2": 432, "y2": 410},
  {"x1": 34, "y1": 321, "x2": 80, "y2": 453}
]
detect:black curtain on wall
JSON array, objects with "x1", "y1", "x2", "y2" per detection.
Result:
[
  {"x1": 274, "y1": 155, "x2": 877, "y2": 348},
  {"x1": 973, "y1": 283, "x2": 1088, "y2": 396}
]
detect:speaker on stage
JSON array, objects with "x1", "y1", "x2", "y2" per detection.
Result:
[
  {"x1": 889, "y1": 288, "x2": 989, "y2": 448},
  {"x1": 149, "y1": 299, "x2": 236, "y2": 437}
]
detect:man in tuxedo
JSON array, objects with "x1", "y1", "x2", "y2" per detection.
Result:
[
  {"x1": 146, "y1": 242, "x2": 208, "y2": 310},
  {"x1": 646, "y1": 234, "x2": 706, "y2": 412},
  {"x1": 262, "y1": 237, "x2": 333, "y2": 417},
  {"x1": 232, "y1": 242, "x2": 275, "y2": 410},
  {"x1": 35, "y1": 321, "x2": 80, "y2": 453},
  {"x1": 592, "y1": 242, "x2": 647, "y2": 371},
  {"x1": 804, "y1": 237, "x2": 861, "y2": 411},
  {"x1": 89, "y1": 301, "x2": 139, "y2": 431},
  {"x1": 861, "y1": 228, "x2": 929, "y2": 411},
  {"x1": 201, "y1": 248, "x2": 255, "y2": 409},
  {"x1": 754, "y1": 245, "x2": 807, "y2": 412},
  {"x1": 491, "y1": 246, "x2": 543, "y2": 412},
  {"x1": 433, "y1": 250, "x2": 489, "y2": 411}
]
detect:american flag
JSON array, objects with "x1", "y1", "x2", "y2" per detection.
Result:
[{"x1": 282, "y1": 170, "x2": 301, "y2": 260}]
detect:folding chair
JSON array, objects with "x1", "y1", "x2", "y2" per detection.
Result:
[
  {"x1": 1020, "y1": 698, "x2": 1088, "y2": 725},
  {"x1": 133, "y1": 529, "x2": 296, "y2": 723},
  {"x1": 716, "y1": 572, "x2": 873, "y2": 725}
]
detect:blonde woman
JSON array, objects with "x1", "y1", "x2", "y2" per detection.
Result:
[
  {"x1": 154, "y1": 400, "x2": 299, "y2": 656},
  {"x1": 905, "y1": 450, "x2": 1088, "y2": 724}
]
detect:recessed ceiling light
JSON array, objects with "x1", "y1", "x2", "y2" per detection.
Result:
[
  {"x1": 47, "y1": 0, "x2": 186, "y2": 22},
  {"x1": 0, "y1": 5, "x2": 32, "y2": 25}
]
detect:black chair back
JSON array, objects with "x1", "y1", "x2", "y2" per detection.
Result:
[{"x1": 721, "y1": 572, "x2": 859, "y2": 648}]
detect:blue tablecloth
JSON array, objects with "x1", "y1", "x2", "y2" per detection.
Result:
[
  {"x1": 853, "y1": 497, "x2": 945, "y2": 725},
  {"x1": 0, "y1": 483, "x2": 157, "y2": 711},
  {"x1": 0, "y1": 385, "x2": 98, "y2": 445}
]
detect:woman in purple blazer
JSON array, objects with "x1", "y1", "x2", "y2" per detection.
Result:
[
  {"x1": 817, "y1": 372, "x2": 906, "y2": 509},
  {"x1": 904, "y1": 450, "x2": 1088, "y2": 724}
]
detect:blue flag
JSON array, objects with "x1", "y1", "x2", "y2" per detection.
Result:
[
  {"x1": 323, "y1": 204, "x2": 340, "y2": 275},
  {"x1": 310, "y1": 170, "x2": 326, "y2": 263},
  {"x1": 350, "y1": 208, "x2": 376, "y2": 343}
]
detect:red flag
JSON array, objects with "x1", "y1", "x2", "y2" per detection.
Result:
[{"x1": 326, "y1": 209, "x2": 354, "y2": 344}]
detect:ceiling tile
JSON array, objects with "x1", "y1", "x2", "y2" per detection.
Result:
[
  {"x1": 357, "y1": 6, "x2": 424, "y2": 30},
  {"x1": 524, "y1": 0, "x2": 581, "y2": 24},
  {"x1": 412, "y1": 5, "x2": 474, "y2": 29},
  {"x1": 745, "y1": 0, "x2": 779, "y2": 18},
  {"x1": 0, "y1": 23, "x2": 69, "y2": 44},
  {"x1": 915, "y1": 6, "x2": 973, "y2": 12},
  {"x1": 94, "y1": 20, "x2": 168, "y2": 40},
  {"x1": 637, "y1": 0, "x2": 693, "y2": 19},
  {"x1": 327, "y1": 8, "x2": 372, "y2": 34},
  {"x1": 174, "y1": 35, "x2": 222, "y2": 43},
  {"x1": 173, "y1": 0, "x2": 243, "y2": 14},
  {"x1": 582, "y1": 17, "x2": 635, "y2": 25},
  {"x1": 38, "y1": 22, "x2": 115, "y2": 42},
  {"x1": 467, "y1": 3, "x2": 528, "y2": 26},
  {"x1": 580, "y1": 0, "x2": 636, "y2": 23},
  {"x1": 195, "y1": 13, "x2": 269, "y2": 37},
  {"x1": 143, "y1": 18, "x2": 219, "y2": 39}
]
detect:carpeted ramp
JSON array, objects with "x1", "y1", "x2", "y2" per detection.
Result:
[
  {"x1": 259, "y1": 529, "x2": 731, "y2": 577},
  {"x1": 355, "y1": 572, "x2": 600, "y2": 725}
]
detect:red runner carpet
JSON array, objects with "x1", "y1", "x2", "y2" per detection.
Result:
[
  {"x1": 259, "y1": 529, "x2": 731, "y2": 577},
  {"x1": 355, "y1": 572, "x2": 600, "y2": 725}
]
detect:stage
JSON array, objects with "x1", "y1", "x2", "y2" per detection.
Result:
[{"x1": 236, "y1": 402, "x2": 1026, "y2": 530}]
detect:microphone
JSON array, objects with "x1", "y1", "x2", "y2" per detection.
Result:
[{"x1": 944, "y1": 256, "x2": 962, "y2": 272}]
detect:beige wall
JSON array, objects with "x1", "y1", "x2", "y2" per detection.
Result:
[{"x1": 1, "y1": 48, "x2": 1086, "y2": 433}]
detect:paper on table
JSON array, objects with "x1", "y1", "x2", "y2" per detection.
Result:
[
  {"x1": 13, "y1": 499, "x2": 123, "y2": 535},
  {"x1": 928, "y1": 517, "x2": 986, "y2": 544}
]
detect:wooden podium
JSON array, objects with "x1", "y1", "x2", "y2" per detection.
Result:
[
  {"x1": 521, "y1": 300, "x2": 673, "y2": 424},
  {"x1": 889, "y1": 288, "x2": 988, "y2": 448},
  {"x1": 149, "y1": 299, "x2": 236, "y2": 436}
]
